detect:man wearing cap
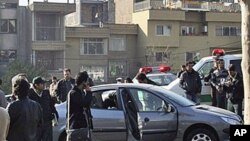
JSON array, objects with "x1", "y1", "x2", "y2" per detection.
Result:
[{"x1": 28, "y1": 76, "x2": 58, "y2": 141}]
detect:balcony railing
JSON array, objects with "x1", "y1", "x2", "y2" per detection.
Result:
[{"x1": 134, "y1": 0, "x2": 241, "y2": 12}]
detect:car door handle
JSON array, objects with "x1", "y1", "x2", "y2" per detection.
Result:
[{"x1": 144, "y1": 117, "x2": 150, "y2": 123}]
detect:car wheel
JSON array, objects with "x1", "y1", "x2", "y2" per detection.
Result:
[{"x1": 186, "y1": 128, "x2": 217, "y2": 141}]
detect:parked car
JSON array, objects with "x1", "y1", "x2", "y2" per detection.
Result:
[{"x1": 53, "y1": 83, "x2": 242, "y2": 141}]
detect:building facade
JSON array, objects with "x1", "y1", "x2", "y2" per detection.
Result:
[
  {"x1": 115, "y1": 0, "x2": 241, "y2": 72},
  {"x1": 0, "y1": 0, "x2": 27, "y2": 75}
]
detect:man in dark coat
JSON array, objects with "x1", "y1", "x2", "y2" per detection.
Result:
[
  {"x1": 67, "y1": 71, "x2": 92, "y2": 130},
  {"x1": 29, "y1": 76, "x2": 58, "y2": 141},
  {"x1": 55, "y1": 68, "x2": 75, "y2": 103},
  {"x1": 7, "y1": 78, "x2": 43, "y2": 141},
  {"x1": 211, "y1": 59, "x2": 228, "y2": 109},
  {"x1": 225, "y1": 64, "x2": 244, "y2": 118},
  {"x1": 179, "y1": 61, "x2": 202, "y2": 104}
]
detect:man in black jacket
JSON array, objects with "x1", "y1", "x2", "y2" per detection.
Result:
[
  {"x1": 67, "y1": 71, "x2": 92, "y2": 130},
  {"x1": 225, "y1": 64, "x2": 244, "y2": 118},
  {"x1": 29, "y1": 76, "x2": 58, "y2": 141},
  {"x1": 179, "y1": 61, "x2": 202, "y2": 104},
  {"x1": 55, "y1": 68, "x2": 75, "y2": 103},
  {"x1": 211, "y1": 59, "x2": 228, "y2": 109},
  {"x1": 7, "y1": 78, "x2": 43, "y2": 141}
]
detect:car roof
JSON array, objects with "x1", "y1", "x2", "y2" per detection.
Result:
[{"x1": 92, "y1": 83, "x2": 155, "y2": 91}]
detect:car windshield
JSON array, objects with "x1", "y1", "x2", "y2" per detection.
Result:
[{"x1": 150, "y1": 86, "x2": 196, "y2": 107}]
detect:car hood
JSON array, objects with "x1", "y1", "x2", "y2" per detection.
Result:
[{"x1": 193, "y1": 105, "x2": 240, "y2": 119}]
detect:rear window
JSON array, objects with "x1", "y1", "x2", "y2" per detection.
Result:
[{"x1": 229, "y1": 59, "x2": 242, "y2": 75}]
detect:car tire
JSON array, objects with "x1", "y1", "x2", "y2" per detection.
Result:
[{"x1": 186, "y1": 128, "x2": 217, "y2": 141}]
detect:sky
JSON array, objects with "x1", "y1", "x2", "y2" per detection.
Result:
[{"x1": 19, "y1": 0, "x2": 76, "y2": 6}]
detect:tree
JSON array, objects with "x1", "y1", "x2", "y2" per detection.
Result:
[
  {"x1": 240, "y1": 0, "x2": 250, "y2": 124},
  {"x1": 1, "y1": 60, "x2": 49, "y2": 94}
]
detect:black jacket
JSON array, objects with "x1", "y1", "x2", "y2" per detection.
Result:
[
  {"x1": 67, "y1": 86, "x2": 92, "y2": 129},
  {"x1": 29, "y1": 89, "x2": 58, "y2": 122},
  {"x1": 56, "y1": 78, "x2": 75, "y2": 102},
  {"x1": 7, "y1": 97, "x2": 43, "y2": 141},
  {"x1": 179, "y1": 70, "x2": 202, "y2": 94},
  {"x1": 211, "y1": 68, "x2": 228, "y2": 94},
  {"x1": 225, "y1": 73, "x2": 244, "y2": 103}
]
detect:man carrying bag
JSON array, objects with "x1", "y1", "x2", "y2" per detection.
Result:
[{"x1": 66, "y1": 71, "x2": 93, "y2": 141}]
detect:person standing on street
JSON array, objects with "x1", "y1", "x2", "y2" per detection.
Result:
[
  {"x1": 29, "y1": 76, "x2": 58, "y2": 141},
  {"x1": 55, "y1": 68, "x2": 75, "y2": 103},
  {"x1": 179, "y1": 61, "x2": 202, "y2": 104},
  {"x1": 67, "y1": 71, "x2": 93, "y2": 140},
  {"x1": 211, "y1": 59, "x2": 228, "y2": 109},
  {"x1": 225, "y1": 64, "x2": 244, "y2": 118},
  {"x1": 177, "y1": 65, "x2": 186, "y2": 78},
  {"x1": 49, "y1": 76, "x2": 59, "y2": 103},
  {"x1": 7, "y1": 78, "x2": 43, "y2": 141},
  {"x1": 0, "y1": 79, "x2": 7, "y2": 108},
  {"x1": 0, "y1": 107, "x2": 10, "y2": 141}
]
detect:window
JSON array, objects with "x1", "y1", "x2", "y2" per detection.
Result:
[
  {"x1": 91, "y1": 90, "x2": 119, "y2": 110},
  {"x1": 128, "y1": 88, "x2": 167, "y2": 112},
  {"x1": 186, "y1": 52, "x2": 200, "y2": 63},
  {"x1": 109, "y1": 61, "x2": 127, "y2": 77},
  {"x1": 181, "y1": 26, "x2": 195, "y2": 36},
  {"x1": 155, "y1": 52, "x2": 163, "y2": 62},
  {"x1": 216, "y1": 26, "x2": 241, "y2": 36},
  {"x1": 35, "y1": 13, "x2": 63, "y2": 40},
  {"x1": 0, "y1": 19, "x2": 16, "y2": 33},
  {"x1": 220, "y1": 0, "x2": 234, "y2": 3},
  {"x1": 156, "y1": 25, "x2": 171, "y2": 36},
  {"x1": 0, "y1": 3, "x2": 17, "y2": 9},
  {"x1": 197, "y1": 61, "x2": 214, "y2": 78},
  {"x1": 81, "y1": 66, "x2": 106, "y2": 82},
  {"x1": 230, "y1": 59, "x2": 242, "y2": 75},
  {"x1": 80, "y1": 38, "x2": 106, "y2": 55},
  {"x1": 110, "y1": 37, "x2": 126, "y2": 51},
  {"x1": 0, "y1": 50, "x2": 16, "y2": 63}
]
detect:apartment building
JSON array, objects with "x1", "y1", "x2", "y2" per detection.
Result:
[
  {"x1": 65, "y1": 0, "x2": 138, "y2": 83},
  {"x1": 115, "y1": 0, "x2": 241, "y2": 72},
  {"x1": 0, "y1": 0, "x2": 28, "y2": 75}
]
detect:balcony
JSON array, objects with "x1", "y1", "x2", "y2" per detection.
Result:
[
  {"x1": 29, "y1": 1, "x2": 76, "y2": 14},
  {"x1": 32, "y1": 41, "x2": 65, "y2": 51},
  {"x1": 134, "y1": 0, "x2": 241, "y2": 12}
]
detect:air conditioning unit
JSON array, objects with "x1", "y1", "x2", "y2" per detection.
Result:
[{"x1": 203, "y1": 25, "x2": 208, "y2": 33}]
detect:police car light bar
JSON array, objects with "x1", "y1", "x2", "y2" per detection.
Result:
[
  {"x1": 139, "y1": 66, "x2": 171, "y2": 74},
  {"x1": 212, "y1": 49, "x2": 225, "y2": 57}
]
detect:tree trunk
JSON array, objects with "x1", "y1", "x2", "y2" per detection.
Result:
[{"x1": 240, "y1": 0, "x2": 250, "y2": 124}]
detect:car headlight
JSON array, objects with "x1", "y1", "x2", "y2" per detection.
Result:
[{"x1": 221, "y1": 117, "x2": 241, "y2": 125}]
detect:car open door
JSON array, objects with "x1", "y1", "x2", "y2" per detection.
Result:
[
  {"x1": 120, "y1": 88, "x2": 178, "y2": 141},
  {"x1": 91, "y1": 89, "x2": 127, "y2": 141}
]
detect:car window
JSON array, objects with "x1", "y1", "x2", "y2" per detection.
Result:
[
  {"x1": 230, "y1": 59, "x2": 242, "y2": 75},
  {"x1": 128, "y1": 88, "x2": 167, "y2": 112},
  {"x1": 91, "y1": 90, "x2": 119, "y2": 110},
  {"x1": 197, "y1": 61, "x2": 214, "y2": 78}
]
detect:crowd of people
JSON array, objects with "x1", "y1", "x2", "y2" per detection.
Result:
[
  {"x1": 0, "y1": 68, "x2": 95, "y2": 141},
  {"x1": 0, "y1": 62, "x2": 245, "y2": 141}
]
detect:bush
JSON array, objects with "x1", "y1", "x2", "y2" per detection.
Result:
[{"x1": 1, "y1": 61, "x2": 49, "y2": 94}]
